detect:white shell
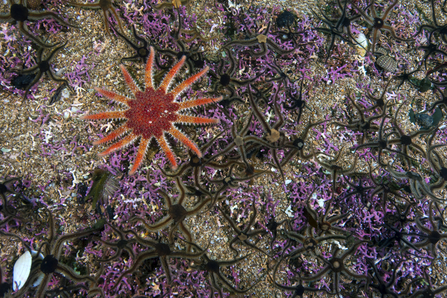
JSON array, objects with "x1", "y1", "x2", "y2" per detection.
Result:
[
  {"x1": 13, "y1": 251, "x2": 32, "y2": 291},
  {"x1": 356, "y1": 33, "x2": 368, "y2": 49},
  {"x1": 285, "y1": 205, "x2": 294, "y2": 218},
  {"x1": 32, "y1": 272, "x2": 45, "y2": 288},
  {"x1": 12, "y1": 250, "x2": 45, "y2": 291},
  {"x1": 31, "y1": 250, "x2": 45, "y2": 288},
  {"x1": 355, "y1": 33, "x2": 369, "y2": 56}
]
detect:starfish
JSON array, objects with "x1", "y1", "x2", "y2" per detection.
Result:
[{"x1": 82, "y1": 46, "x2": 222, "y2": 175}]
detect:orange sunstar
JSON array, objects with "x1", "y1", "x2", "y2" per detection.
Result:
[{"x1": 82, "y1": 47, "x2": 222, "y2": 175}]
